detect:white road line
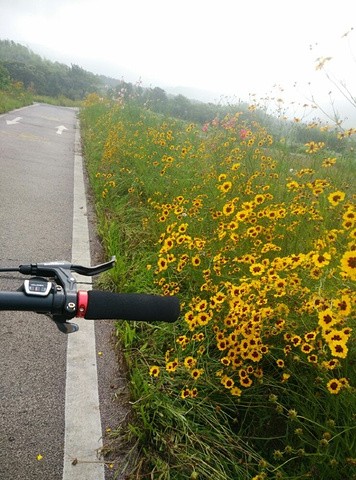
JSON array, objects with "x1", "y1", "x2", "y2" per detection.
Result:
[{"x1": 62, "y1": 120, "x2": 105, "y2": 480}]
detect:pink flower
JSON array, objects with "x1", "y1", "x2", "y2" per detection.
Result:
[{"x1": 239, "y1": 129, "x2": 248, "y2": 139}]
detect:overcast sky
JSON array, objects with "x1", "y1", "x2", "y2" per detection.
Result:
[{"x1": 1, "y1": 0, "x2": 355, "y2": 123}]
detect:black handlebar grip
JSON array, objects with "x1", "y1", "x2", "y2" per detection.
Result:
[{"x1": 85, "y1": 290, "x2": 180, "y2": 323}]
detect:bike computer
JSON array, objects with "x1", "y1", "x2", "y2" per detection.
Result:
[{"x1": 24, "y1": 277, "x2": 52, "y2": 296}]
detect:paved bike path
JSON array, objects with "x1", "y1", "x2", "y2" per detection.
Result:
[{"x1": 0, "y1": 104, "x2": 124, "y2": 480}]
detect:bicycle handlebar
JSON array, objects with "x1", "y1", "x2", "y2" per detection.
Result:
[
  {"x1": 85, "y1": 290, "x2": 180, "y2": 322},
  {"x1": 0, "y1": 256, "x2": 180, "y2": 333},
  {"x1": 0, "y1": 291, "x2": 56, "y2": 313},
  {"x1": 0, "y1": 290, "x2": 180, "y2": 322}
]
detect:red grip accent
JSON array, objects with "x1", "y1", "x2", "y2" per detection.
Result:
[{"x1": 77, "y1": 290, "x2": 89, "y2": 317}]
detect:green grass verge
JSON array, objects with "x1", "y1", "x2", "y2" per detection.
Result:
[
  {"x1": 0, "y1": 85, "x2": 33, "y2": 113},
  {"x1": 0, "y1": 88, "x2": 82, "y2": 113},
  {"x1": 80, "y1": 94, "x2": 356, "y2": 480}
]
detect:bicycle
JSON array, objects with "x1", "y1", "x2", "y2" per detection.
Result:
[{"x1": 0, "y1": 256, "x2": 180, "y2": 332}]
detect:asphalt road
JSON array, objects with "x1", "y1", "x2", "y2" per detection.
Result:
[{"x1": 0, "y1": 104, "x2": 127, "y2": 480}]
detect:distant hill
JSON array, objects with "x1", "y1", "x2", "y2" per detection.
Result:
[
  {"x1": 0, "y1": 39, "x2": 251, "y2": 124},
  {"x1": 165, "y1": 85, "x2": 224, "y2": 104},
  {"x1": 0, "y1": 39, "x2": 103, "y2": 100},
  {"x1": 1, "y1": 39, "x2": 238, "y2": 107}
]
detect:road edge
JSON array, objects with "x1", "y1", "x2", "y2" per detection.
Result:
[{"x1": 62, "y1": 119, "x2": 105, "y2": 480}]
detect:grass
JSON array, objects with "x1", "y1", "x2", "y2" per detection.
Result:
[
  {"x1": 82, "y1": 92, "x2": 356, "y2": 480},
  {"x1": 0, "y1": 84, "x2": 82, "y2": 113},
  {"x1": 0, "y1": 82, "x2": 33, "y2": 113},
  {"x1": 33, "y1": 94, "x2": 82, "y2": 107}
]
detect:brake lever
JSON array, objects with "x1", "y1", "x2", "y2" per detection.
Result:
[
  {"x1": 18, "y1": 256, "x2": 116, "y2": 278},
  {"x1": 70, "y1": 256, "x2": 116, "y2": 276}
]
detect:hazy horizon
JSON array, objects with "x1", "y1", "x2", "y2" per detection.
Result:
[{"x1": 1, "y1": 0, "x2": 355, "y2": 127}]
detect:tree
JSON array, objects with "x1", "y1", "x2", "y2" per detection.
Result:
[
  {"x1": 0, "y1": 63, "x2": 10, "y2": 89},
  {"x1": 171, "y1": 94, "x2": 191, "y2": 119},
  {"x1": 0, "y1": 60, "x2": 36, "y2": 88}
]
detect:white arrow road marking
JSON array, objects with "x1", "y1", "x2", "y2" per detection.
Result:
[
  {"x1": 56, "y1": 125, "x2": 68, "y2": 134},
  {"x1": 6, "y1": 117, "x2": 22, "y2": 125}
]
